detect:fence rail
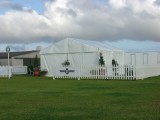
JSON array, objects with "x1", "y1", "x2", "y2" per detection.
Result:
[{"x1": 52, "y1": 64, "x2": 160, "y2": 80}]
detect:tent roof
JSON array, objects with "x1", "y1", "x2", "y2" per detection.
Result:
[
  {"x1": 77, "y1": 39, "x2": 122, "y2": 52},
  {"x1": 40, "y1": 38, "x2": 123, "y2": 54}
]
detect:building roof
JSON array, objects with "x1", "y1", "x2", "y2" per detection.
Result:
[{"x1": 0, "y1": 51, "x2": 38, "y2": 59}]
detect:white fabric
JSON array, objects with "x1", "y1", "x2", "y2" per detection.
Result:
[
  {"x1": 40, "y1": 38, "x2": 124, "y2": 76},
  {"x1": 40, "y1": 38, "x2": 123, "y2": 54}
]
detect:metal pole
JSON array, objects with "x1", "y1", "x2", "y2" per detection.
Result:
[
  {"x1": 8, "y1": 52, "x2": 10, "y2": 79},
  {"x1": 6, "y1": 46, "x2": 10, "y2": 79}
]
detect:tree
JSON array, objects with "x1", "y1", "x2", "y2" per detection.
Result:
[
  {"x1": 112, "y1": 59, "x2": 118, "y2": 66},
  {"x1": 99, "y1": 52, "x2": 105, "y2": 66},
  {"x1": 34, "y1": 55, "x2": 39, "y2": 68},
  {"x1": 112, "y1": 59, "x2": 118, "y2": 75}
]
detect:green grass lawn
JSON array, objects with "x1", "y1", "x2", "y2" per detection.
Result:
[{"x1": 0, "y1": 76, "x2": 160, "y2": 120}]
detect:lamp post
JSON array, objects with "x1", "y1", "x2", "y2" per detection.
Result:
[{"x1": 6, "y1": 46, "x2": 10, "y2": 79}]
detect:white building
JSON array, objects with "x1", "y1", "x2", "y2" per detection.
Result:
[{"x1": 0, "y1": 51, "x2": 40, "y2": 66}]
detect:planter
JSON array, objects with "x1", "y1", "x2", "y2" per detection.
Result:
[
  {"x1": 99, "y1": 68, "x2": 105, "y2": 75},
  {"x1": 34, "y1": 69, "x2": 40, "y2": 76},
  {"x1": 40, "y1": 70, "x2": 47, "y2": 76}
]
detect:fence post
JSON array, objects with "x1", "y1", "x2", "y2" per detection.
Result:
[
  {"x1": 142, "y1": 65, "x2": 144, "y2": 80},
  {"x1": 78, "y1": 65, "x2": 80, "y2": 80},
  {"x1": 52, "y1": 65, "x2": 55, "y2": 80},
  {"x1": 133, "y1": 65, "x2": 136, "y2": 80},
  {"x1": 113, "y1": 65, "x2": 115, "y2": 80}
]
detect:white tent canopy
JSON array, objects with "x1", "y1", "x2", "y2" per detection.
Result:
[
  {"x1": 40, "y1": 38, "x2": 122, "y2": 54},
  {"x1": 40, "y1": 38, "x2": 124, "y2": 76}
]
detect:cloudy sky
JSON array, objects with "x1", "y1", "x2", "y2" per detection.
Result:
[{"x1": 0, "y1": 0, "x2": 160, "y2": 52}]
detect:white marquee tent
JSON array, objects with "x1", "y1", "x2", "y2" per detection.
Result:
[
  {"x1": 40, "y1": 38, "x2": 124, "y2": 76},
  {"x1": 125, "y1": 51, "x2": 160, "y2": 65}
]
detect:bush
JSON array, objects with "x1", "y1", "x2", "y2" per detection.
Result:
[
  {"x1": 40, "y1": 70, "x2": 48, "y2": 76},
  {"x1": 99, "y1": 52, "x2": 105, "y2": 66},
  {"x1": 112, "y1": 59, "x2": 118, "y2": 66}
]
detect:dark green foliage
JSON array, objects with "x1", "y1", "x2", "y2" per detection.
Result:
[
  {"x1": 112, "y1": 59, "x2": 118, "y2": 66},
  {"x1": 99, "y1": 52, "x2": 105, "y2": 66},
  {"x1": 23, "y1": 58, "x2": 35, "y2": 66},
  {"x1": 112, "y1": 59, "x2": 119, "y2": 75},
  {"x1": 0, "y1": 76, "x2": 160, "y2": 120},
  {"x1": 62, "y1": 59, "x2": 70, "y2": 66},
  {"x1": 27, "y1": 66, "x2": 33, "y2": 74},
  {"x1": 34, "y1": 55, "x2": 40, "y2": 68},
  {"x1": 40, "y1": 70, "x2": 48, "y2": 76}
]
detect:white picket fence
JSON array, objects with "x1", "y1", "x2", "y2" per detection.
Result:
[
  {"x1": 0, "y1": 66, "x2": 12, "y2": 78},
  {"x1": 0, "y1": 66, "x2": 28, "y2": 78},
  {"x1": 12, "y1": 66, "x2": 28, "y2": 75},
  {"x1": 52, "y1": 64, "x2": 160, "y2": 80},
  {"x1": 52, "y1": 65, "x2": 135, "y2": 80}
]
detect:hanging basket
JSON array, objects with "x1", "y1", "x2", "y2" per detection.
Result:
[{"x1": 62, "y1": 59, "x2": 70, "y2": 66}]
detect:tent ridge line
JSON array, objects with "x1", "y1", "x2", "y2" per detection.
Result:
[{"x1": 40, "y1": 51, "x2": 101, "y2": 55}]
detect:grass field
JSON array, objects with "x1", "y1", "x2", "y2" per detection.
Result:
[{"x1": 0, "y1": 76, "x2": 160, "y2": 120}]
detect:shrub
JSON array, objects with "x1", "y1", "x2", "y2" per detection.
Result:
[
  {"x1": 99, "y1": 52, "x2": 105, "y2": 66},
  {"x1": 40, "y1": 70, "x2": 48, "y2": 76}
]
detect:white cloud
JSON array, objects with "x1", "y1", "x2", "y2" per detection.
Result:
[
  {"x1": 0, "y1": 0, "x2": 160, "y2": 44},
  {"x1": 109, "y1": 0, "x2": 127, "y2": 9},
  {"x1": 0, "y1": 0, "x2": 10, "y2": 7},
  {"x1": 0, "y1": 10, "x2": 53, "y2": 43}
]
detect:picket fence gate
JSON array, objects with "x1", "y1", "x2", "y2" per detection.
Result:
[{"x1": 52, "y1": 65, "x2": 146, "y2": 80}]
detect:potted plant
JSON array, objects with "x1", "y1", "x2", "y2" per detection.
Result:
[
  {"x1": 40, "y1": 70, "x2": 48, "y2": 76},
  {"x1": 33, "y1": 55, "x2": 40, "y2": 76},
  {"x1": 112, "y1": 59, "x2": 118, "y2": 75},
  {"x1": 99, "y1": 52, "x2": 105, "y2": 66},
  {"x1": 33, "y1": 67, "x2": 40, "y2": 76},
  {"x1": 99, "y1": 52, "x2": 105, "y2": 75}
]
